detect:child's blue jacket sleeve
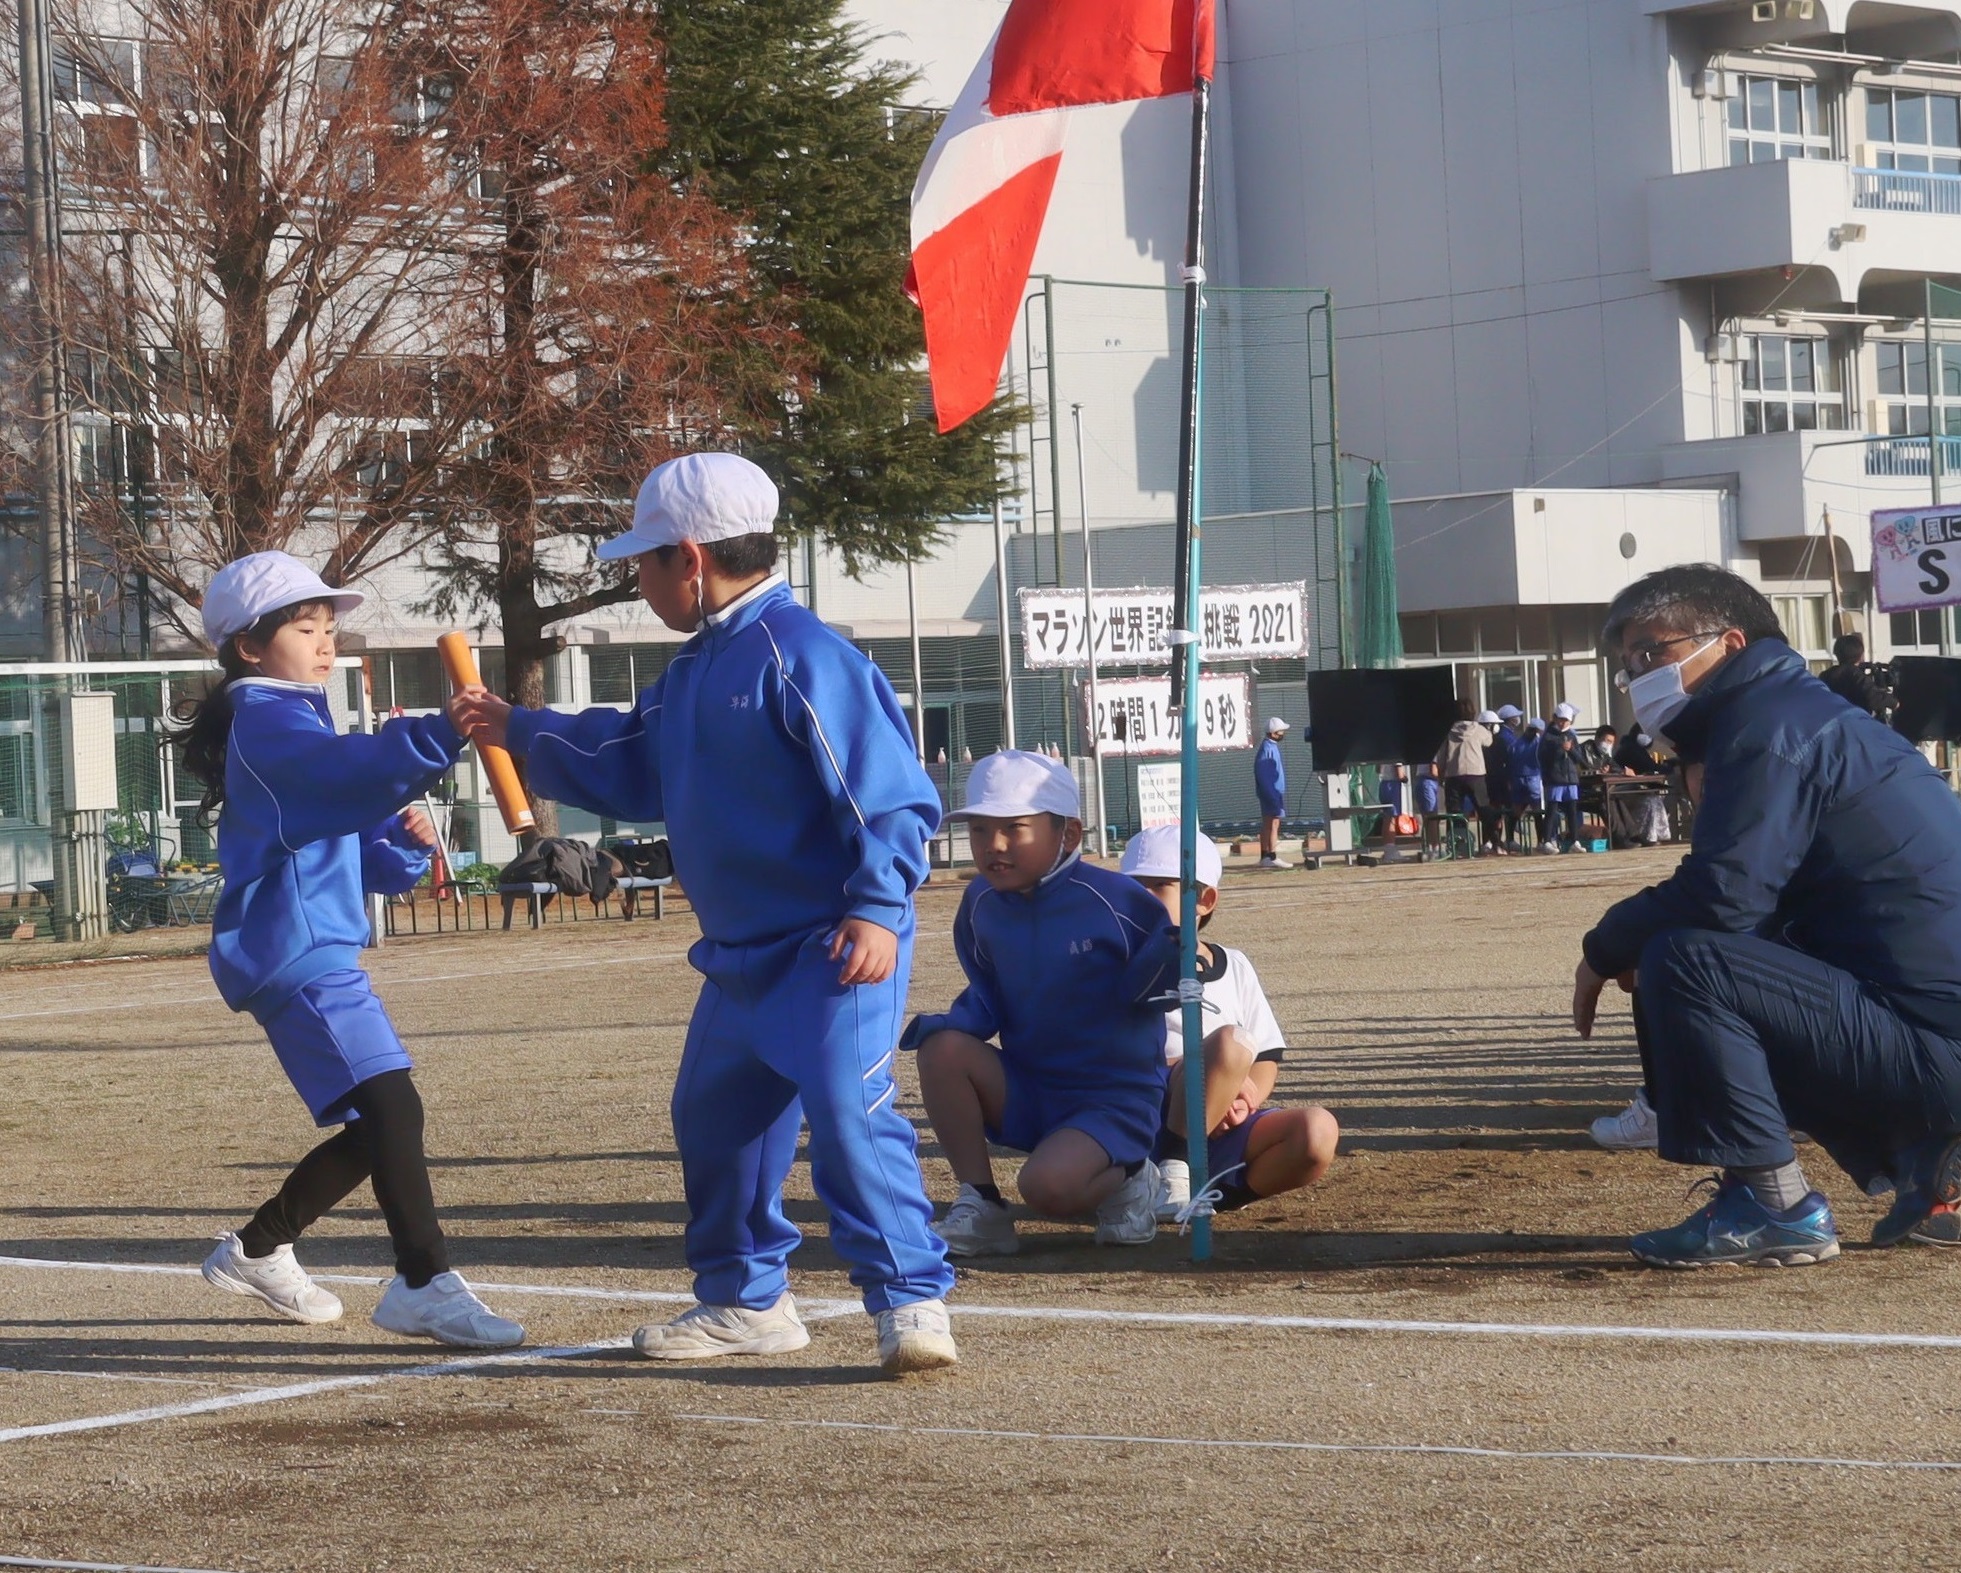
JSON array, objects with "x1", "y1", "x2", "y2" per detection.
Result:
[
  {"x1": 773, "y1": 637, "x2": 939, "y2": 932},
  {"x1": 1122, "y1": 915, "x2": 1181, "y2": 1007},
  {"x1": 507, "y1": 676, "x2": 667, "y2": 822},
  {"x1": 230, "y1": 704, "x2": 464, "y2": 849},
  {"x1": 360, "y1": 815, "x2": 433, "y2": 895},
  {"x1": 1255, "y1": 740, "x2": 1285, "y2": 800},
  {"x1": 901, "y1": 887, "x2": 999, "y2": 1048}
]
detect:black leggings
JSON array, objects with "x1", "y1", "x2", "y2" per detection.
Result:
[{"x1": 238, "y1": 1069, "x2": 450, "y2": 1288}]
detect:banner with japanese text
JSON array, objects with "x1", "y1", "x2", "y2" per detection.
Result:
[
  {"x1": 1018, "y1": 583, "x2": 1307, "y2": 669},
  {"x1": 1080, "y1": 672, "x2": 1251, "y2": 756}
]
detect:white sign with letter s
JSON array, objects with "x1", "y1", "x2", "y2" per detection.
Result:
[{"x1": 1873, "y1": 506, "x2": 1961, "y2": 613}]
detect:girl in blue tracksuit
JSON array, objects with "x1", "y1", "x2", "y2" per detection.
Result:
[
  {"x1": 457, "y1": 452, "x2": 957, "y2": 1375},
  {"x1": 177, "y1": 552, "x2": 520, "y2": 1350}
]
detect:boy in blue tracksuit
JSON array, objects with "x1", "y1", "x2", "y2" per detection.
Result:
[
  {"x1": 455, "y1": 453, "x2": 957, "y2": 1375},
  {"x1": 1254, "y1": 718, "x2": 1290, "y2": 867},
  {"x1": 182, "y1": 551, "x2": 522, "y2": 1350},
  {"x1": 1509, "y1": 717, "x2": 1547, "y2": 849},
  {"x1": 904, "y1": 750, "x2": 1179, "y2": 1256}
]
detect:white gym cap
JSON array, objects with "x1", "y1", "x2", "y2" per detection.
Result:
[
  {"x1": 1264, "y1": 716, "x2": 1290, "y2": 734},
  {"x1": 1527, "y1": 716, "x2": 1546, "y2": 731},
  {"x1": 1120, "y1": 825, "x2": 1222, "y2": 888},
  {"x1": 200, "y1": 552, "x2": 363, "y2": 648},
  {"x1": 1475, "y1": 709, "x2": 1500, "y2": 724},
  {"x1": 1553, "y1": 701, "x2": 1578, "y2": 721},
  {"x1": 1496, "y1": 704, "x2": 1523, "y2": 720},
  {"x1": 596, "y1": 452, "x2": 780, "y2": 561},
  {"x1": 952, "y1": 749, "x2": 1081, "y2": 820}
]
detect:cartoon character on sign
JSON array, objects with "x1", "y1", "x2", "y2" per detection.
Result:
[{"x1": 1876, "y1": 516, "x2": 1923, "y2": 562}]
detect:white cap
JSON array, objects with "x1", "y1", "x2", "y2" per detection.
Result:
[
  {"x1": 1475, "y1": 709, "x2": 1500, "y2": 724},
  {"x1": 1497, "y1": 704, "x2": 1522, "y2": 720},
  {"x1": 1264, "y1": 716, "x2": 1290, "y2": 735},
  {"x1": 596, "y1": 453, "x2": 779, "y2": 561},
  {"x1": 952, "y1": 749, "x2": 1080, "y2": 820},
  {"x1": 200, "y1": 552, "x2": 363, "y2": 648},
  {"x1": 1553, "y1": 702, "x2": 1578, "y2": 721},
  {"x1": 1120, "y1": 825, "x2": 1222, "y2": 888}
]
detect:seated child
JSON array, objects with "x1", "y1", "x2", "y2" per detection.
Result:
[
  {"x1": 1120, "y1": 826, "x2": 1339, "y2": 1221},
  {"x1": 906, "y1": 750, "x2": 1178, "y2": 1255}
]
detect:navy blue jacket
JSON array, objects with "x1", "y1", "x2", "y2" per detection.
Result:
[
  {"x1": 1255, "y1": 737, "x2": 1286, "y2": 812},
  {"x1": 901, "y1": 855, "x2": 1177, "y2": 1104},
  {"x1": 509, "y1": 577, "x2": 938, "y2": 947},
  {"x1": 211, "y1": 680, "x2": 457, "y2": 1013},
  {"x1": 1584, "y1": 639, "x2": 1961, "y2": 1037},
  {"x1": 1540, "y1": 725, "x2": 1581, "y2": 787}
]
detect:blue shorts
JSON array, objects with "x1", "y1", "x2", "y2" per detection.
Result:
[
  {"x1": 1549, "y1": 784, "x2": 1579, "y2": 803},
  {"x1": 1258, "y1": 795, "x2": 1286, "y2": 820},
  {"x1": 988, "y1": 1063, "x2": 1164, "y2": 1169},
  {"x1": 253, "y1": 969, "x2": 414, "y2": 1127},
  {"x1": 1156, "y1": 1088, "x2": 1276, "y2": 1211}
]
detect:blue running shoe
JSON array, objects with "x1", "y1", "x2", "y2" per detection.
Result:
[
  {"x1": 1873, "y1": 1134, "x2": 1961, "y2": 1247},
  {"x1": 1630, "y1": 1176, "x2": 1839, "y2": 1268}
]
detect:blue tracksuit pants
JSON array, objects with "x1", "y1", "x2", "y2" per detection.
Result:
[
  {"x1": 1641, "y1": 928, "x2": 1961, "y2": 1190},
  {"x1": 674, "y1": 926, "x2": 954, "y2": 1313}
]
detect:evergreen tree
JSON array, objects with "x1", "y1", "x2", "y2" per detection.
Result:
[{"x1": 659, "y1": 0, "x2": 1018, "y2": 571}]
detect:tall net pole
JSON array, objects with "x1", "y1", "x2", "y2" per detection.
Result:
[{"x1": 1170, "y1": 68, "x2": 1214, "y2": 1263}]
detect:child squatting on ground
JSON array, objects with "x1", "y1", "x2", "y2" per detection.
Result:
[
  {"x1": 905, "y1": 750, "x2": 1179, "y2": 1256},
  {"x1": 451, "y1": 453, "x2": 959, "y2": 1376},
  {"x1": 182, "y1": 552, "x2": 523, "y2": 1349},
  {"x1": 1119, "y1": 827, "x2": 1339, "y2": 1221}
]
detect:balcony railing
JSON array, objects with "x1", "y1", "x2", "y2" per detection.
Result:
[
  {"x1": 1862, "y1": 434, "x2": 1961, "y2": 477},
  {"x1": 1851, "y1": 166, "x2": 1961, "y2": 218}
]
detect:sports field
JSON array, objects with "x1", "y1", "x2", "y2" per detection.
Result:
[{"x1": 3, "y1": 855, "x2": 1959, "y2": 1572}]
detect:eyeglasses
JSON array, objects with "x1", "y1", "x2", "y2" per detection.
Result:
[{"x1": 1612, "y1": 631, "x2": 1724, "y2": 691}]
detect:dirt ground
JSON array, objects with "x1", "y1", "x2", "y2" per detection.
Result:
[{"x1": 4, "y1": 850, "x2": 1961, "y2": 1572}]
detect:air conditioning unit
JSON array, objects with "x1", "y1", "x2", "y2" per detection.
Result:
[
  {"x1": 60, "y1": 691, "x2": 118, "y2": 814},
  {"x1": 1751, "y1": 0, "x2": 1779, "y2": 20}
]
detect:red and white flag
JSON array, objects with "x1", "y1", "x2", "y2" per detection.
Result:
[{"x1": 907, "y1": 0, "x2": 1216, "y2": 434}]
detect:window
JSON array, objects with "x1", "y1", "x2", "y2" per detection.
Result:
[
  {"x1": 588, "y1": 644, "x2": 675, "y2": 705},
  {"x1": 382, "y1": 649, "x2": 445, "y2": 711},
  {"x1": 55, "y1": 39, "x2": 142, "y2": 193},
  {"x1": 1866, "y1": 89, "x2": 1961, "y2": 175},
  {"x1": 1728, "y1": 75, "x2": 1829, "y2": 165},
  {"x1": 1891, "y1": 609, "x2": 1961, "y2": 649},
  {"x1": 1770, "y1": 593, "x2": 1829, "y2": 655},
  {"x1": 1742, "y1": 336, "x2": 1844, "y2": 433},
  {"x1": 347, "y1": 429, "x2": 429, "y2": 496},
  {"x1": 1874, "y1": 341, "x2": 1961, "y2": 436},
  {"x1": 53, "y1": 39, "x2": 134, "y2": 106}
]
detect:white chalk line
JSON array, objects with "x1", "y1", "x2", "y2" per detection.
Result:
[
  {"x1": 0, "y1": 1557, "x2": 238, "y2": 1573},
  {"x1": 0, "y1": 1365, "x2": 262, "y2": 1391},
  {"x1": 0, "y1": 1337, "x2": 629, "y2": 1445},
  {"x1": 677, "y1": 1413, "x2": 1961, "y2": 1475},
  {"x1": 6, "y1": 1252, "x2": 1961, "y2": 1352}
]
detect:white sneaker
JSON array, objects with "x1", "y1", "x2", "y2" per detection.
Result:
[
  {"x1": 632, "y1": 1292, "x2": 810, "y2": 1360},
  {"x1": 874, "y1": 1298, "x2": 959, "y2": 1375},
  {"x1": 1095, "y1": 1159, "x2": 1161, "y2": 1246},
  {"x1": 202, "y1": 1232, "x2": 343, "y2": 1325},
  {"x1": 938, "y1": 1184, "x2": 1020, "y2": 1257},
  {"x1": 1155, "y1": 1158, "x2": 1191, "y2": 1222},
  {"x1": 1590, "y1": 1089, "x2": 1659, "y2": 1151},
  {"x1": 1536, "y1": 841, "x2": 1558, "y2": 855},
  {"x1": 372, "y1": 1271, "x2": 524, "y2": 1349},
  {"x1": 1257, "y1": 854, "x2": 1293, "y2": 870}
]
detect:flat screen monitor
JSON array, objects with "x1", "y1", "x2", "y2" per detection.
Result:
[
  {"x1": 1889, "y1": 655, "x2": 1961, "y2": 743},
  {"x1": 1306, "y1": 667, "x2": 1459, "y2": 772}
]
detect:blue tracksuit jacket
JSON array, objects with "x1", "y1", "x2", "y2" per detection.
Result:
[
  {"x1": 1507, "y1": 728, "x2": 1544, "y2": 803},
  {"x1": 1255, "y1": 737, "x2": 1286, "y2": 815},
  {"x1": 507, "y1": 577, "x2": 939, "y2": 944},
  {"x1": 902, "y1": 855, "x2": 1178, "y2": 1106},
  {"x1": 1585, "y1": 639, "x2": 1961, "y2": 1038},
  {"x1": 210, "y1": 679, "x2": 458, "y2": 1013}
]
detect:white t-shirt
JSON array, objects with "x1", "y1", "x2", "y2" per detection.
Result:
[{"x1": 1162, "y1": 944, "x2": 1287, "y2": 1063}]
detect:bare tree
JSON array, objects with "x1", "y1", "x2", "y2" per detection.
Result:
[
  {"x1": 18, "y1": 0, "x2": 791, "y2": 695},
  {"x1": 392, "y1": 0, "x2": 797, "y2": 753}
]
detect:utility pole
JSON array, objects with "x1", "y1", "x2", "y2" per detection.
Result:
[
  {"x1": 19, "y1": 0, "x2": 99, "y2": 941},
  {"x1": 1070, "y1": 402, "x2": 1109, "y2": 859}
]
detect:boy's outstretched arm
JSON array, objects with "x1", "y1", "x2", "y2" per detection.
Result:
[{"x1": 452, "y1": 680, "x2": 666, "y2": 822}]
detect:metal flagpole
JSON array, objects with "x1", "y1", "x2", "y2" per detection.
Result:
[
  {"x1": 993, "y1": 495, "x2": 1018, "y2": 749},
  {"x1": 906, "y1": 556, "x2": 928, "y2": 763},
  {"x1": 1070, "y1": 403, "x2": 1109, "y2": 858},
  {"x1": 1170, "y1": 50, "x2": 1215, "y2": 1262}
]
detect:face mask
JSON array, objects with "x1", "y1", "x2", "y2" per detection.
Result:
[{"x1": 1626, "y1": 638, "x2": 1719, "y2": 741}]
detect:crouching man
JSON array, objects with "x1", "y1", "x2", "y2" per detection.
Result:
[{"x1": 1574, "y1": 564, "x2": 1961, "y2": 1265}]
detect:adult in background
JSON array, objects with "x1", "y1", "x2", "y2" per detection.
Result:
[
  {"x1": 1434, "y1": 700, "x2": 1498, "y2": 855},
  {"x1": 1487, "y1": 705, "x2": 1520, "y2": 851},
  {"x1": 1820, "y1": 631, "x2": 1887, "y2": 719},
  {"x1": 1539, "y1": 703, "x2": 1585, "y2": 854},
  {"x1": 1254, "y1": 717, "x2": 1291, "y2": 870},
  {"x1": 1572, "y1": 564, "x2": 1961, "y2": 1266}
]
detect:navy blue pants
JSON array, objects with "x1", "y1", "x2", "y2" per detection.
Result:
[
  {"x1": 673, "y1": 926, "x2": 954, "y2": 1314},
  {"x1": 1640, "y1": 928, "x2": 1961, "y2": 1190}
]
